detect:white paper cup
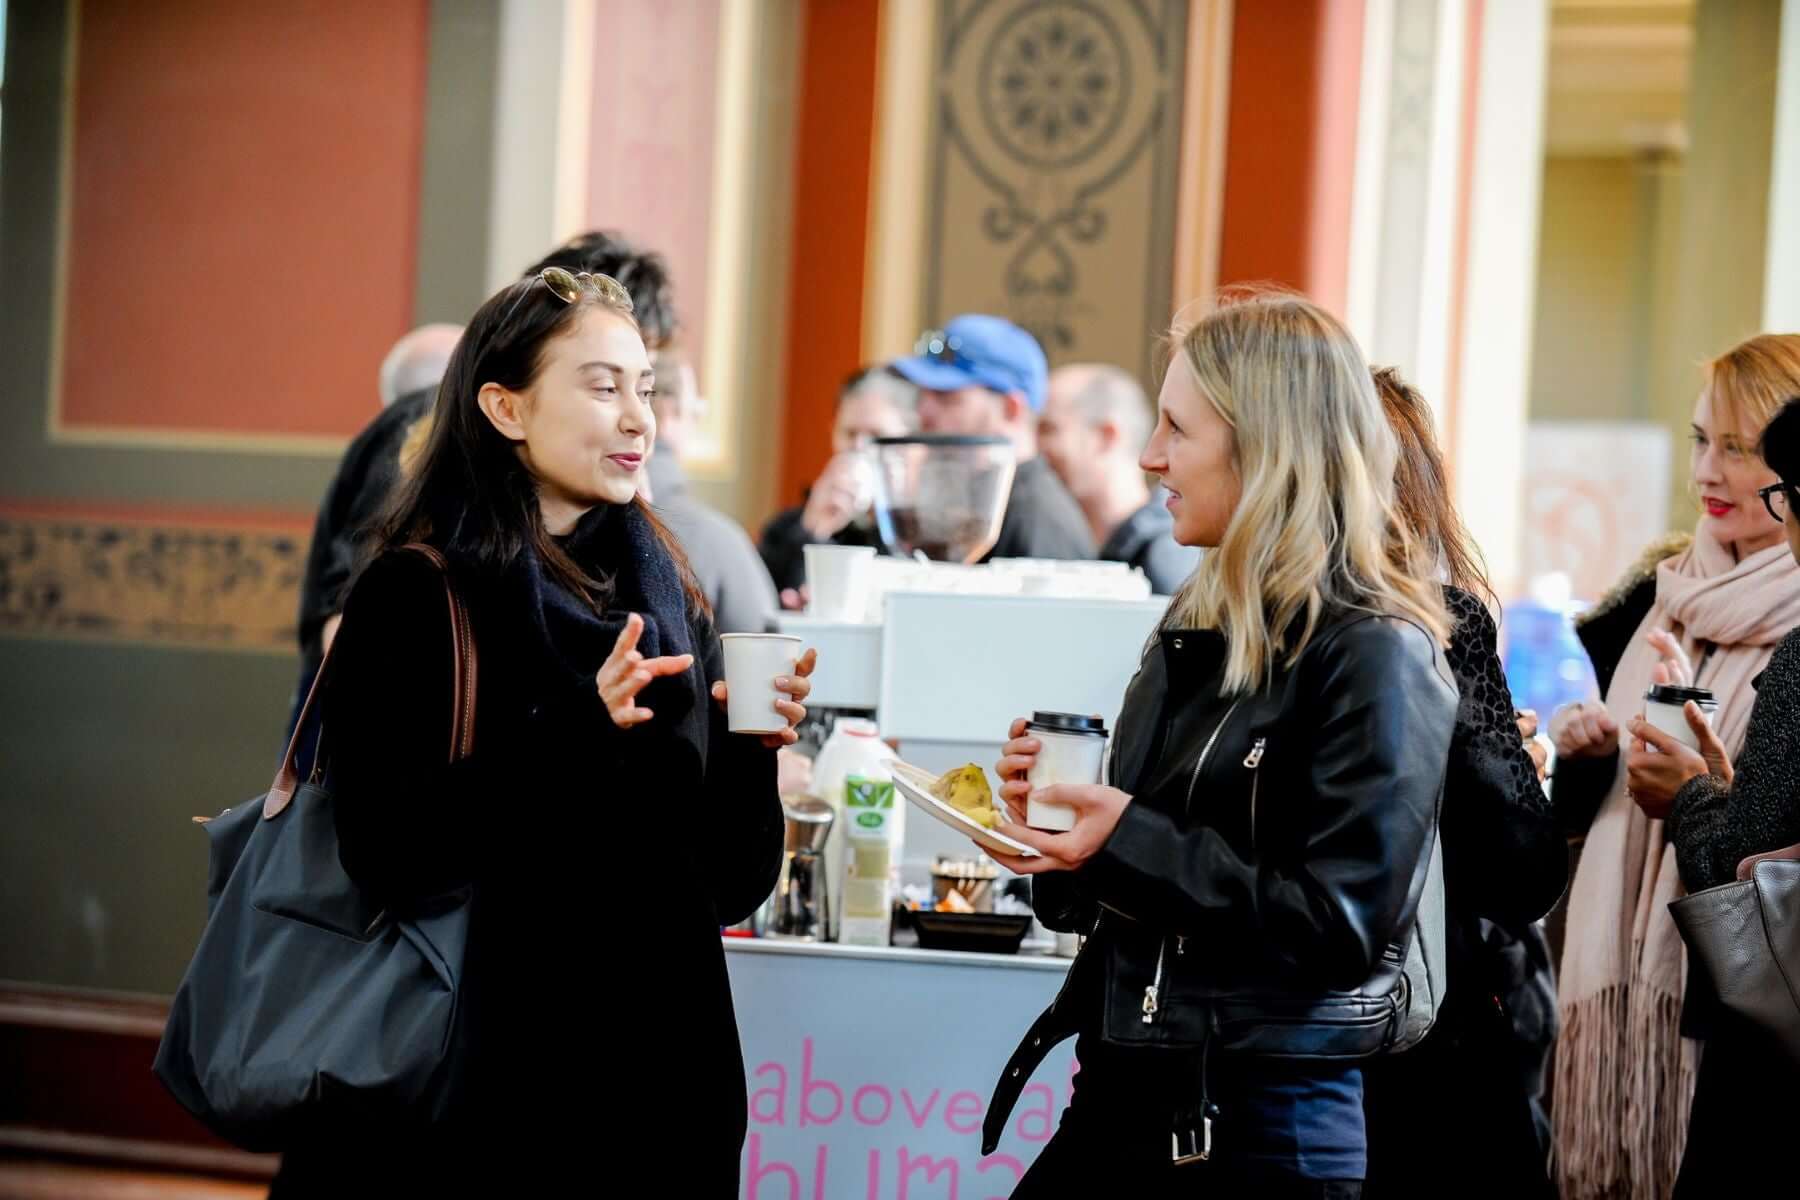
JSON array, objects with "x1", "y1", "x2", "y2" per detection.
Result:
[
  {"x1": 1025, "y1": 713, "x2": 1109, "y2": 832},
  {"x1": 721, "y1": 634, "x2": 803, "y2": 734},
  {"x1": 805, "y1": 545, "x2": 877, "y2": 622},
  {"x1": 1643, "y1": 685, "x2": 1718, "y2": 753}
]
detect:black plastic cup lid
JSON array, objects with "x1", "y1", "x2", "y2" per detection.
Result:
[
  {"x1": 1645, "y1": 684, "x2": 1717, "y2": 705},
  {"x1": 872, "y1": 434, "x2": 1011, "y2": 448},
  {"x1": 1028, "y1": 711, "x2": 1107, "y2": 735}
]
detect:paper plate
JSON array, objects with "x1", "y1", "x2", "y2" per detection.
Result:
[{"x1": 889, "y1": 760, "x2": 1040, "y2": 859}]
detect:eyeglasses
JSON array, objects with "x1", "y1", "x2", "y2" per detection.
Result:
[
  {"x1": 914, "y1": 328, "x2": 966, "y2": 364},
  {"x1": 500, "y1": 266, "x2": 634, "y2": 327},
  {"x1": 1758, "y1": 481, "x2": 1797, "y2": 522}
]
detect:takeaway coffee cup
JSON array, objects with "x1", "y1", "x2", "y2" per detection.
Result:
[
  {"x1": 1025, "y1": 712, "x2": 1108, "y2": 832},
  {"x1": 1643, "y1": 684, "x2": 1719, "y2": 753},
  {"x1": 721, "y1": 633, "x2": 803, "y2": 735},
  {"x1": 805, "y1": 544, "x2": 876, "y2": 622}
]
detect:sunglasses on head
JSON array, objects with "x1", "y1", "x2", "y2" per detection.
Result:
[{"x1": 500, "y1": 266, "x2": 634, "y2": 327}]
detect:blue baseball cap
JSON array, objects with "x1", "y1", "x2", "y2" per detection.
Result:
[{"x1": 890, "y1": 314, "x2": 1049, "y2": 412}]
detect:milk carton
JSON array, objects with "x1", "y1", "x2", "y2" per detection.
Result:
[{"x1": 840, "y1": 776, "x2": 900, "y2": 947}]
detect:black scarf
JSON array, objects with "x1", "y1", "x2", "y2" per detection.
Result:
[{"x1": 505, "y1": 502, "x2": 707, "y2": 762}]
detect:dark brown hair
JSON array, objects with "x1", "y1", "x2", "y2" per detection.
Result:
[
  {"x1": 1371, "y1": 366, "x2": 1493, "y2": 604},
  {"x1": 372, "y1": 275, "x2": 706, "y2": 617},
  {"x1": 525, "y1": 231, "x2": 679, "y2": 349}
]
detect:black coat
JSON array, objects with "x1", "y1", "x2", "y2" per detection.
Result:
[
  {"x1": 1095, "y1": 496, "x2": 1199, "y2": 596},
  {"x1": 1546, "y1": 534, "x2": 1690, "y2": 835},
  {"x1": 1669, "y1": 626, "x2": 1800, "y2": 891},
  {"x1": 275, "y1": 517, "x2": 783, "y2": 1192},
  {"x1": 1668, "y1": 627, "x2": 1800, "y2": 1192},
  {"x1": 984, "y1": 456, "x2": 1095, "y2": 562},
  {"x1": 294, "y1": 388, "x2": 435, "y2": 669}
]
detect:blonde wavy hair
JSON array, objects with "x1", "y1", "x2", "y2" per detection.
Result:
[{"x1": 1166, "y1": 291, "x2": 1449, "y2": 692}]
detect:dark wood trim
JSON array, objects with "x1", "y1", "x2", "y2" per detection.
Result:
[
  {"x1": 0, "y1": 986, "x2": 275, "y2": 1180},
  {"x1": 0, "y1": 985, "x2": 168, "y2": 1040},
  {"x1": 0, "y1": 1129, "x2": 275, "y2": 1181}
]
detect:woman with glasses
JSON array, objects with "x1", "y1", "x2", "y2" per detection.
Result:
[
  {"x1": 1645, "y1": 396, "x2": 1800, "y2": 1192},
  {"x1": 270, "y1": 269, "x2": 813, "y2": 1193},
  {"x1": 1549, "y1": 334, "x2": 1800, "y2": 1199},
  {"x1": 981, "y1": 292, "x2": 1457, "y2": 1197}
]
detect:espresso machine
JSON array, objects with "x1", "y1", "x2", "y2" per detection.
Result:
[{"x1": 761, "y1": 797, "x2": 834, "y2": 940}]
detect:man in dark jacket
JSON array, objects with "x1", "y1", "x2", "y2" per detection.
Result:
[
  {"x1": 757, "y1": 366, "x2": 914, "y2": 599},
  {"x1": 1038, "y1": 363, "x2": 1198, "y2": 594},
  {"x1": 889, "y1": 314, "x2": 1094, "y2": 562},
  {"x1": 296, "y1": 325, "x2": 460, "y2": 682}
]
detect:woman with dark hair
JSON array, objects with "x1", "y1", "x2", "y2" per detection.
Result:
[
  {"x1": 271, "y1": 269, "x2": 811, "y2": 1192},
  {"x1": 1627, "y1": 395, "x2": 1800, "y2": 1192},
  {"x1": 1360, "y1": 367, "x2": 1564, "y2": 1198}
]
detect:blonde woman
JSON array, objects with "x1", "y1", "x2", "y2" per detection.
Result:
[
  {"x1": 1550, "y1": 333, "x2": 1800, "y2": 1200},
  {"x1": 979, "y1": 293, "x2": 1458, "y2": 1197}
]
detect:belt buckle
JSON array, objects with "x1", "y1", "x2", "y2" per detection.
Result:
[{"x1": 1170, "y1": 1116, "x2": 1211, "y2": 1165}]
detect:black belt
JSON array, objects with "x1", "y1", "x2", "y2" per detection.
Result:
[
  {"x1": 983, "y1": 953, "x2": 1220, "y2": 1167},
  {"x1": 982, "y1": 995, "x2": 1080, "y2": 1156}
]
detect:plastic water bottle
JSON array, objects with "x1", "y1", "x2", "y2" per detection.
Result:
[{"x1": 1500, "y1": 573, "x2": 1598, "y2": 719}]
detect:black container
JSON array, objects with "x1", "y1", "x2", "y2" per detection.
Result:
[{"x1": 912, "y1": 910, "x2": 1033, "y2": 955}]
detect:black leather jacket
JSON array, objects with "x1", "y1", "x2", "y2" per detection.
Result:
[{"x1": 983, "y1": 611, "x2": 1457, "y2": 1153}]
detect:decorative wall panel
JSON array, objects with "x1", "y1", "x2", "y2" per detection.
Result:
[
  {"x1": 0, "y1": 516, "x2": 304, "y2": 651},
  {"x1": 925, "y1": 0, "x2": 1189, "y2": 381}
]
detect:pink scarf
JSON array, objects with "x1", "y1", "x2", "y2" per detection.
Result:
[{"x1": 1555, "y1": 524, "x2": 1800, "y2": 1198}]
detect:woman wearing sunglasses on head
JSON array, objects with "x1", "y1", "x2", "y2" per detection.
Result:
[
  {"x1": 980, "y1": 292, "x2": 1458, "y2": 1198},
  {"x1": 270, "y1": 268, "x2": 813, "y2": 1194}
]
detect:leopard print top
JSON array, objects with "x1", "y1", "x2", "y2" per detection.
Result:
[{"x1": 1440, "y1": 585, "x2": 1564, "y2": 925}]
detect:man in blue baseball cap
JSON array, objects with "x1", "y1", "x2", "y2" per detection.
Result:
[{"x1": 889, "y1": 314, "x2": 1095, "y2": 562}]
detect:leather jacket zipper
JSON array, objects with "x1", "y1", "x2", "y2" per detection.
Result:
[
  {"x1": 1183, "y1": 700, "x2": 1243, "y2": 816},
  {"x1": 1148, "y1": 703, "x2": 1242, "y2": 1024},
  {"x1": 1244, "y1": 737, "x2": 1266, "y2": 851},
  {"x1": 1143, "y1": 938, "x2": 1167, "y2": 1023}
]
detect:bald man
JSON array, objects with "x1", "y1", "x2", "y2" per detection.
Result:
[
  {"x1": 377, "y1": 323, "x2": 461, "y2": 409},
  {"x1": 293, "y1": 323, "x2": 466, "y2": 696},
  {"x1": 1037, "y1": 363, "x2": 1198, "y2": 594}
]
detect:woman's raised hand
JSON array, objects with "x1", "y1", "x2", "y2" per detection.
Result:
[{"x1": 597, "y1": 613, "x2": 694, "y2": 728}]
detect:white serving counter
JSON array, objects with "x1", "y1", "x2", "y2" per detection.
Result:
[
  {"x1": 780, "y1": 590, "x2": 1167, "y2": 884},
  {"x1": 723, "y1": 937, "x2": 1076, "y2": 1196}
]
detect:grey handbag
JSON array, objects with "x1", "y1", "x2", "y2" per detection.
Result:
[
  {"x1": 153, "y1": 544, "x2": 476, "y2": 1150},
  {"x1": 1668, "y1": 842, "x2": 1800, "y2": 1066},
  {"x1": 1390, "y1": 827, "x2": 1447, "y2": 1053}
]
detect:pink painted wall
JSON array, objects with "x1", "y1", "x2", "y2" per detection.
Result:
[
  {"x1": 60, "y1": 0, "x2": 429, "y2": 438},
  {"x1": 585, "y1": 0, "x2": 722, "y2": 363}
]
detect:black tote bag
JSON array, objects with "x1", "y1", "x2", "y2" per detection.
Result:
[
  {"x1": 1669, "y1": 843, "x2": 1800, "y2": 1068},
  {"x1": 154, "y1": 544, "x2": 477, "y2": 1151}
]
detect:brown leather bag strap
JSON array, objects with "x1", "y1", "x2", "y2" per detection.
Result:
[
  {"x1": 263, "y1": 543, "x2": 479, "y2": 819},
  {"x1": 1737, "y1": 840, "x2": 1800, "y2": 880}
]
